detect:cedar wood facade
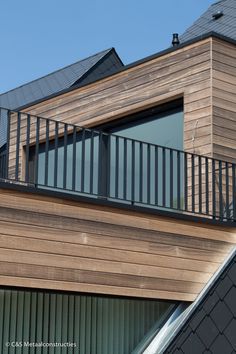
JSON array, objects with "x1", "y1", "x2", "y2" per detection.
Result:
[{"x1": 0, "y1": 5, "x2": 236, "y2": 353}]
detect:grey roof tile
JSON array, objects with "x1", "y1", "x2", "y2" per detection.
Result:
[
  {"x1": 0, "y1": 48, "x2": 123, "y2": 146},
  {"x1": 161, "y1": 249, "x2": 236, "y2": 353},
  {"x1": 145, "y1": 248, "x2": 236, "y2": 353},
  {"x1": 0, "y1": 48, "x2": 123, "y2": 111},
  {"x1": 180, "y1": 0, "x2": 236, "y2": 43}
]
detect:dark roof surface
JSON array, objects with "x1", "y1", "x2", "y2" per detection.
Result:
[
  {"x1": 0, "y1": 48, "x2": 123, "y2": 111},
  {"x1": 162, "y1": 248, "x2": 236, "y2": 354},
  {"x1": 180, "y1": 0, "x2": 236, "y2": 43},
  {"x1": 0, "y1": 48, "x2": 123, "y2": 146}
]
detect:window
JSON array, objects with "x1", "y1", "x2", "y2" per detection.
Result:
[
  {"x1": 103, "y1": 100, "x2": 183, "y2": 205},
  {"x1": 29, "y1": 99, "x2": 184, "y2": 209}
]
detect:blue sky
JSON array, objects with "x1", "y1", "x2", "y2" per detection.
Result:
[{"x1": 0, "y1": 0, "x2": 215, "y2": 93}]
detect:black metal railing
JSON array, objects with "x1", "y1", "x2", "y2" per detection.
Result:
[
  {"x1": 0, "y1": 145, "x2": 6, "y2": 179},
  {"x1": 0, "y1": 108, "x2": 236, "y2": 222}
]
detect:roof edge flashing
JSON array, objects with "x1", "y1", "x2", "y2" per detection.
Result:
[
  {"x1": 147, "y1": 246, "x2": 236, "y2": 353},
  {"x1": 17, "y1": 31, "x2": 233, "y2": 112}
]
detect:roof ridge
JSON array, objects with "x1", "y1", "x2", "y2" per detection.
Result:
[
  {"x1": 0, "y1": 48, "x2": 112, "y2": 96},
  {"x1": 213, "y1": 0, "x2": 227, "y2": 4}
]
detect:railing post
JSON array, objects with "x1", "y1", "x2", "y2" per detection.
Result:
[
  {"x1": 54, "y1": 121, "x2": 59, "y2": 188},
  {"x1": 177, "y1": 150, "x2": 181, "y2": 210},
  {"x1": 198, "y1": 156, "x2": 202, "y2": 214},
  {"x1": 63, "y1": 123, "x2": 68, "y2": 190},
  {"x1": 212, "y1": 159, "x2": 216, "y2": 219},
  {"x1": 15, "y1": 112, "x2": 21, "y2": 181},
  {"x1": 184, "y1": 153, "x2": 188, "y2": 212},
  {"x1": 131, "y1": 140, "x2": 135, "y2": 203},
  {"x1": 25, "y1": 114, "x2": 31, "y2": 183},
  {"x1": 191, "y1": 154, "x2": 195, "y2": 213},
  {"x1": 162, "y1": 147, "x2": 166, "y2": 207},
  {"x1": 225, "y1": 162, "x2": 229, "y2": 220},
  {"x1": 219, "y1": 160, "x2": 223, "y2": 220},
  {"x1": 170, "y1": 149, "x2": 173, "y2": 209},
  {"x1": 98, "y1": 132, "x2": 109, "y2": 198},
  {"x1": 233, "y1": 164, "x2": 236, "y2": 221},
  {"x1": 34, "y1": 117, "x2": 40, "y2": 185},
  {"x1": 72, "y1": 125, "x2": 77, "y2": 192},
  {"x1": 5, "y1": 109, "x2": 11, "y2": 180},
  {"x1": 205, "y1": 157, "x2": 209, "y2": 215}
]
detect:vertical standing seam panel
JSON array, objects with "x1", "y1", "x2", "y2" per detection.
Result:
[{"x1": 0, "y1": 289, "x2": 172, "y2": 354}]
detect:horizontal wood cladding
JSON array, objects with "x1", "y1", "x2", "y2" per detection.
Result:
[
  {"x1": 22, "y1": 39, "x2": 213, "y2": 157},
  {"x1": 0, "y1": 188, "x2": 235, "y2": 302},
  {"x1": 212, "y1": 38, "x2": 236, "y2": 162}
]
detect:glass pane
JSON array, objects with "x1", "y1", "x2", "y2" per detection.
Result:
[
  {"x1": 30, "y1": 106, "x2": 183, "y2": 209},
  {"x1": 112, "y1": 110, "x2": 183, "y2": 150},
  {"x1": 108, "y1": 109, "x2": 184, "y2": 207},
  {"x1": 35, "y1": 130, "x2": 100, "y2": 196}
]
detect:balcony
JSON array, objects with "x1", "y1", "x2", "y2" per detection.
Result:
[{"x1": 0, "y1": 107, "x2": 235, "y2": 223}]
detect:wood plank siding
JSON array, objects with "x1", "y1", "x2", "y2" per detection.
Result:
[
  {"x1": 212, "y1": 38, "x2": 236, "y2": 163},
  {"x1": 21, "y1": 38, "x2": 213, "y2": 158},
  {"x1": 2, "y1": 36, "x2": 236, "y2": 303},
  {"x1": 0, "y1": 187, "x2": 235, "y2": 302}
]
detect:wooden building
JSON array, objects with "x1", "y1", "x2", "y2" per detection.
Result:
[{"x1": 0, "y1": 1, "x2": 236, "y2": 353}]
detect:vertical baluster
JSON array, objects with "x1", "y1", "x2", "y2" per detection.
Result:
[
  {"x1": 219, "y1": 160, "x2": 223, "y2": 219},
  {"x1": 177, "y1": 151, "x2": 181, "y2": 210},
  {"x1": 131, "y1": 140, "x2": 135, "y2": 203},
  {"x1": 155, "y1": 146, "x2": 158, "y2": 206},
  {"x1": 15, "y1": 112, "x2": 21, "y2": 181},
  {"x1": 98, "y1": 132, "x2": 108, "y2": 198},
  {"x1": 162, "y1": 147, "x2": 166, "y2": 207},
  {"x1": 205, "y1": 157, "x2": 209, "y2": 215},
  {"x1": 225, "y1": 162, "x2": 229, "y2": 220},
  {"x1": 106, "y1": 134, "x2": 110, "y2": 198},
  {"x1": 34, "y1": 117, "x2": 40, "y2": 185},
  {"x1": 5, "y1": 110, "x2": 11, "y2": 179},
  {"x1": 212, "y1": 159, "x2": 216, "y2": 218},
  {"x1": 81, "y1": 129, "x2": 85, "y2": 193},
  {"x1": 63, "y1": 123, "x2": 68, "y2": 190},
  {"x1": 115, "y1": 136, "x2": 119, "y2": 199},
  {"x1": 147, "y1": 143, "x2": 151, "y2": 205},
  {"x1": 198, "y1": 156, "x2": 202, "y2": 214},
  {"x1": 44, "y1": 119, "x2": 49, "y2": 186},
  {"x1": 0, "y1": 150, "x2": 1, "y2": 177},
  {"x1": 54, "y1": 121, "x2": 58, "y2": 188},
  {"x1": 233, "y1": 164, "x2": 236, "y2": 221},
  {"x1": 191, "y1": 154, "x2": 195, "y2": 213},
  {"x1": 89, "y1": 130, "x2": 94, "y2": 195},
  {"x1": 123, "y1": 138, "x2": 127, "y2": 200},
  {"x1": 72, "y1": 126, "x2": 77, "y2": 191},
  {"x1": 170, "y1": 149, "x2": 173, "y2": 209},
  {"x1": 184, "y1": 153, "x2": 188, "y2": 212},
  {"x1": 139, "y1": 142, "x2": 143, "y2": 203},
  {"x1": 25, "y1": 114, "x2": 31, "y2": 183}
]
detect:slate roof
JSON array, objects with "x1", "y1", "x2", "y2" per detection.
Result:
[
  {"x1": 0, "y1": 48, "x2": 123, "y2": 111},
  {"x1": 180, "y1": 0, "x2": 236, "y2": 43},
  {"x1": 144, "y1": 247, "x2": 236, "y2": 353},
  {"x1": 0, "y1": 48, "x2": 123, "y2": 146}
]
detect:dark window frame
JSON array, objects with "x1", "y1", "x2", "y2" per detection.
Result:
[
  {"x1": 97, "y1": 98, "x2": 183, "y2": 135},
  {"x1": 28, "y1": 98, "x2": 184, "y2": 201}
]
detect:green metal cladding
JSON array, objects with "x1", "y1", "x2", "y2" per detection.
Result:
[{"x1": 0, "y1": 288, "x2": 172, "y2": 354}]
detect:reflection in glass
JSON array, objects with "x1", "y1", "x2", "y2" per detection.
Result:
[
  {"x1": 30, "y1": 106, "x2": 184, "y2": 210},
  {"x1": 108, "y1": 109, "x2": 184, "y2": 207}
]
